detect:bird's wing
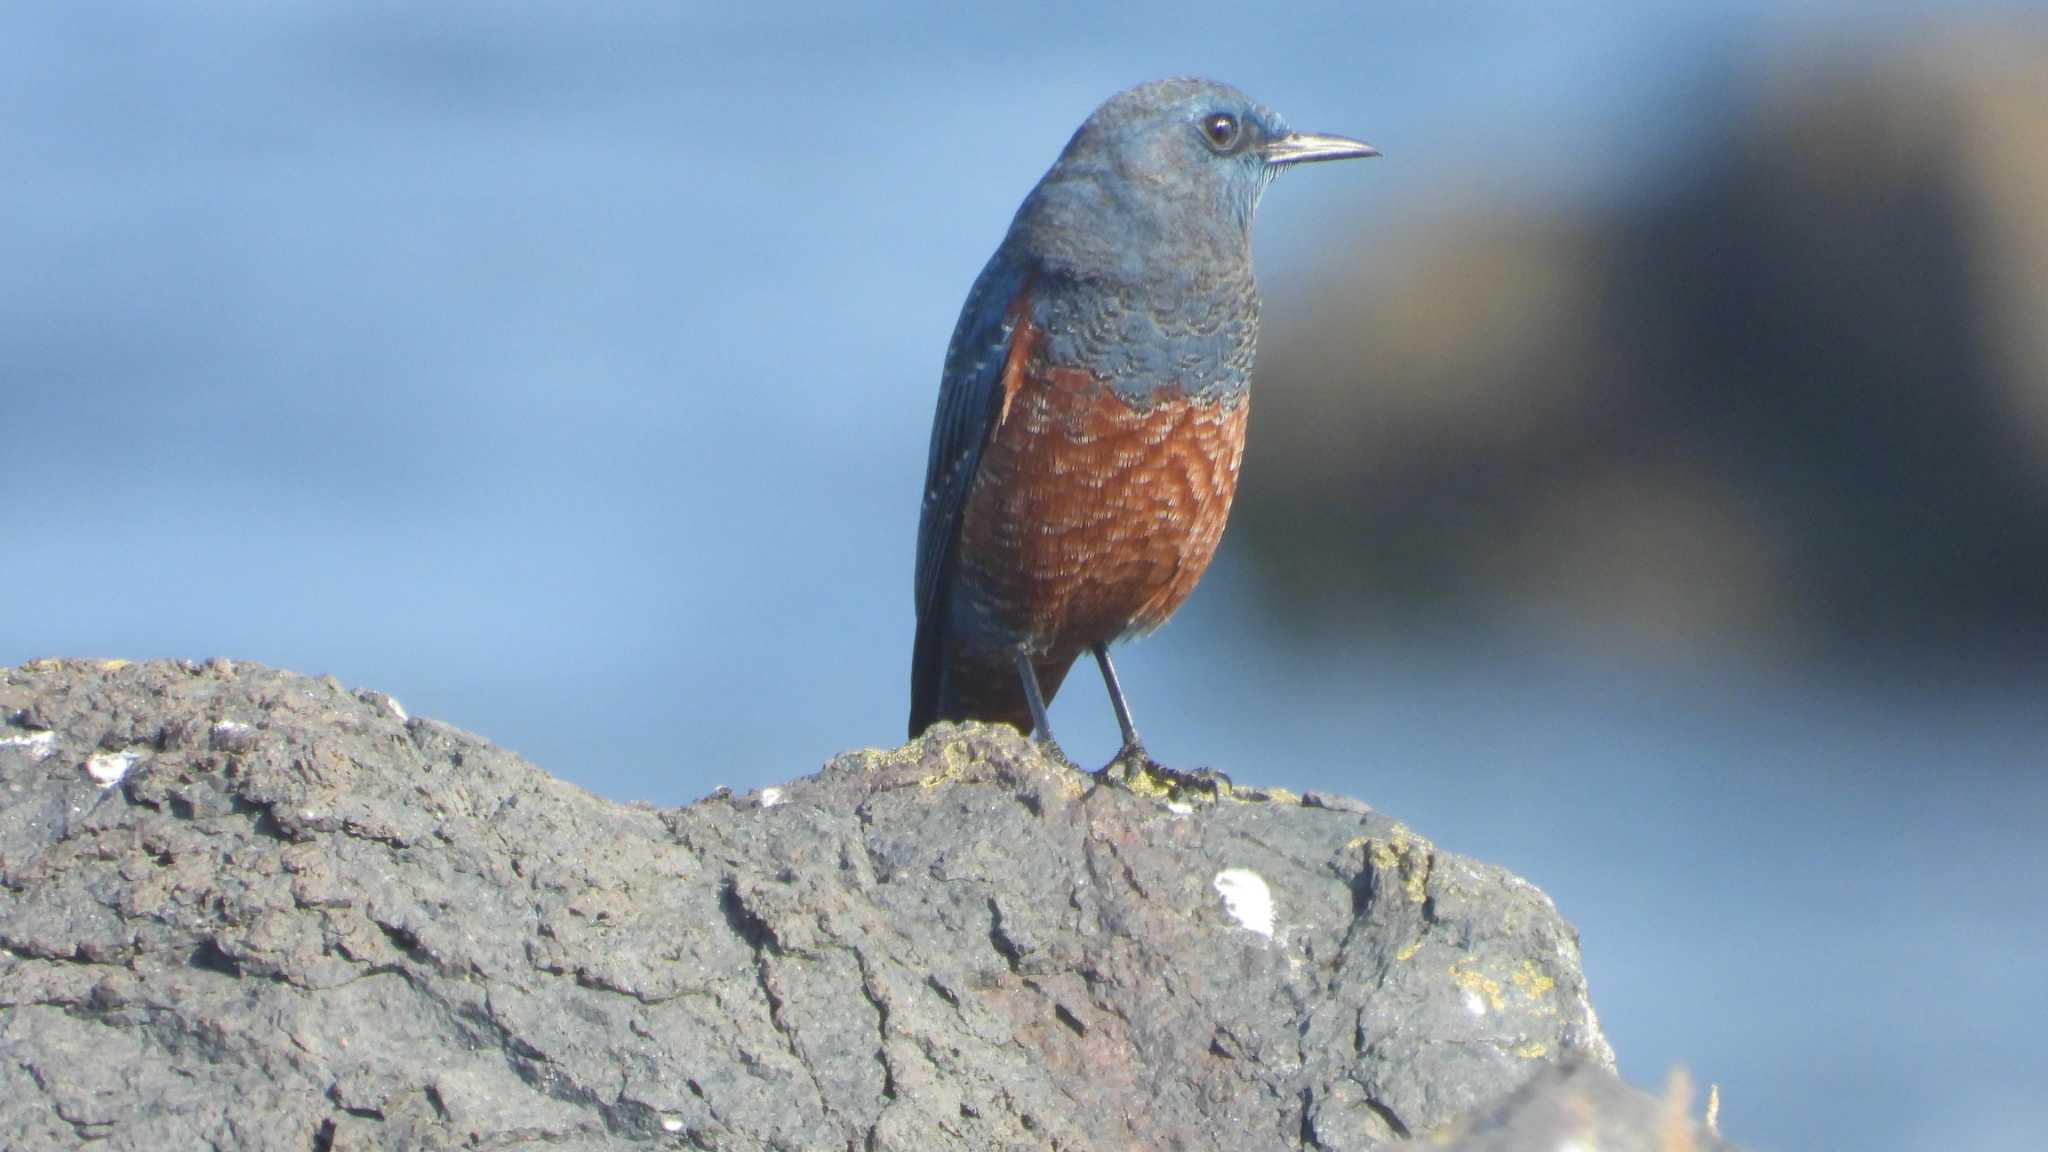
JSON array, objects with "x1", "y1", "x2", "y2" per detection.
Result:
[{"x1": 910, "y1": 252, "x2": 1038, "y2": 735}]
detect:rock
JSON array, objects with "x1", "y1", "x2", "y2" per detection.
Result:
[
  {"x1": 0, "y1": 659, "x2": 1711, "y2": 1150},
  {"x1": 1413, "y1": 1062, "x2": 1736, "y2": 1152},
  {"x1": 1243, "y1": 26, "x2": 2048, "y2": 658}
]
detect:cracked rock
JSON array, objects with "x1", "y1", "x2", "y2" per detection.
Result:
[{"x1": 0, "y1": 659, "x2": 1718, "y2": 1150}]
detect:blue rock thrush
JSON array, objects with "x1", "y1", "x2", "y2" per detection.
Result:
[{"x1": 909, "y1": 77, "x2": 1376, "y2": 763}]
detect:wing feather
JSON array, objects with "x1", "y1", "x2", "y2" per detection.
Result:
[{"x1": 909, "y1": 253, "x2": 1037, "y2": 736}]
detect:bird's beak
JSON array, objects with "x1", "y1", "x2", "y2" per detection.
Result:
[{"x1": 1261, "y1": 131, "x2": 1381, "y2": 167}]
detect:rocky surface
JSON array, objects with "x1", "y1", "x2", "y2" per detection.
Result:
[{"x1": 0, "y1": 659, "x2": 1725, "y2": 1150}]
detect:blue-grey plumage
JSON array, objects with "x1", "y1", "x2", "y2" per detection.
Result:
[{"x1": 910, "y1": 78, "x2": 1376, "y2": 749}]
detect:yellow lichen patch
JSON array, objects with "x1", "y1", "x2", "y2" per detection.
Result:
[
  {"x1": 839, "y1": 749, "x2": 887, "y2": 773},
  {"x1": 1388, "y1": 823, "x2": 1433, "y2": 857},
  {"x1": 1230, "y1": 785, "x2": 1300, "y2": 805},
  {"x1": 918, "y1": 741, "x2": 973, "y2": 789},
  {"x1": 98, "y1": 659, "x2": 131, "y2": 671},
  {"x1": 1511, "y1": 960, "x2": 1555, "y2": 1000},
  {"x1": 1121, "y1": 765, "x2": 1179, "y2": 799},
  {"x1": 848, "y1": 744, "x2": 909, "y2": 768},
  {"x1": 1364, "y1": 824, "x2": 1434, "y2": 905},
  {"x1": 1113, "y1": 762, "x2": 1229, "y2": 805},
  {"x1": 1449, "y1": 962, "x2": 1505, "y2": 1012},
  {"x1": 1512, "y1": 1040, "x2": 1548, "y2": 1059},
  {"x1": 841, "y1": 743, "x2": 925, "y2": 778},
  {"x1": 1395, "y1": 939, "x2": 1424, "y2": 963},
  {"x1": 835, "y1": 741, "x2": 950, "y2": 795}
]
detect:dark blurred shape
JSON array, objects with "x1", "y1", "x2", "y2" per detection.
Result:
[{"x1": 1244, "y1": 24, "x2": 2048, "y2": 660}]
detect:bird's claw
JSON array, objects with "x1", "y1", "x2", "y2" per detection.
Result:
[{"x1": 1096, "y1": 745, "x2": 1233, "y2": 803}]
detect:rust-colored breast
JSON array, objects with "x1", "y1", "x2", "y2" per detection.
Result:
[{"x1": 955, "y1": 317, "x2": 1250, "y2": 658}]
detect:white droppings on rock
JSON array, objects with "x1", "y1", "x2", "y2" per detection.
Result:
[
  {"x1": 1, "y1": 730, "x2": 57, "y2": 759},
  {"x1": 1556, "y1": 1140, "x2": 1591, "y2": 1152},
  {"x1": 209, "y1": 720, "x2": 256, "y2": 749},
  {"x1": 759, "y1": 787, "x2": 784, "y2": 809},
  {"x1": 384, "y1": 697, "x2": 408, "y2": 721},
  {"x1": 1213, "y1": 868, "x2": 1275, "y2": 939},
  {"x1": 661, "y1": 1117, "x2": 684, "y2": 1133},
  {"x1": 85, "y1": 749, "x2": 144, "y2": 788},
  {"x1": 1463, "y1": 988, "x2": 1488, "y2": 1017},
  {"x1": 1166, "y1": 801, "x2": 1194, "y2": 816}
]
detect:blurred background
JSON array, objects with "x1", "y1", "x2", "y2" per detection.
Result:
[{"x1": 5, "y1": 3, "x2": 2044, "y2": 1149}]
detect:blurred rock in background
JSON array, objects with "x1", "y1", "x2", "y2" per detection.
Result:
[{"x1": 1243, "y1": 24, "x2": 2048, "y2": 663}]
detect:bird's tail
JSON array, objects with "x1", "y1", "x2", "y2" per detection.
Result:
[
  {"x1": 907, "y1": 609, "x2": 945, "y2": 739},
  {"x1": 909, "y1": 619, "x2": 1076, "y2": 740}
]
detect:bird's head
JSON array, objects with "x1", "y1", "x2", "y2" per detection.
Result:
[{"x1": 1019, "y1": 78, "x2": 1377, "y2": 272}]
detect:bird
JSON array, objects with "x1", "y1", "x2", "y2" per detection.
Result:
[{"x1": 909, "y1": 77, "x2": 1376, "y2": 765}]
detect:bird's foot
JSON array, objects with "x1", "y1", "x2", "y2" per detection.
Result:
[
  {"x1": 1029, "y1": 734, "x2": 1079, "y2": 772},
  {"x1": 1099, "y1": 739, "x2": 1161, "y2": 777},
  {"x1": 1097, "y1": 745, "x2": 1233, "y2": 804}
]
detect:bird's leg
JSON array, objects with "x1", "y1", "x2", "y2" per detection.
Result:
[
  {"x1": 1088, "y1": 645, "x2": 1229, "y2": 798},
  {"x1": 1092, "y1": 642, "x2": 1157, "y2": 772},
  {"x1": 1013, "y1": 649, "x2": 1070, "y2": 765}
]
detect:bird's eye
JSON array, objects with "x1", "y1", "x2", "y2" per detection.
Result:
[{"x1": 1200, "y1": 112, "x2": 1242, "y2": 152}]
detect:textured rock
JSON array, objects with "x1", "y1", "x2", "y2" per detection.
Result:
[{"x1": 0, "y1": 659, "x2": 1719, "y2": 1150}]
